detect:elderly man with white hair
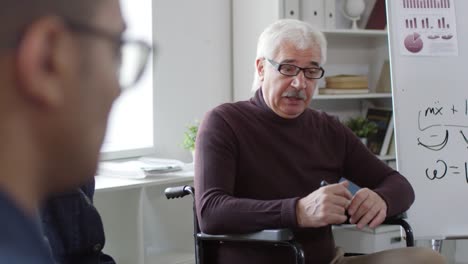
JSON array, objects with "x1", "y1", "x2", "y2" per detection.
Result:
[{"x1": 194, "y1": 19, "x2": 445, "y2": 264}]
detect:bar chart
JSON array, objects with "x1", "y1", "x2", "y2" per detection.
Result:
[
  {"x1": 404, "y1": 16, "x2": 450, "y2": 29},
  {"x1": 403, "y1": 0, "x2": 451, "y2": 9},
  {"x1": 397, "y1": 0, "x2": 458, "y2": 56}
]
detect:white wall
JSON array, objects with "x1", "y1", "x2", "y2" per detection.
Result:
[
  {"x1": 232, "y1": 0, "x2": 281, "y2": 101},
  {"x1": 152, "y1": 0, "x2": 232, "y2": 162}
]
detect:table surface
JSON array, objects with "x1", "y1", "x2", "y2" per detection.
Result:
[{"x1": 95, "y1": 163, "x2": 194, "y2": 192}]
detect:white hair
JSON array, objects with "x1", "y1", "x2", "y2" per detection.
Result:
[{"x1": 251, "y1": 19, "x2": 327, "y2": 91}]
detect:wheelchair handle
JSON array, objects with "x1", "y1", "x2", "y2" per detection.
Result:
[{"x1": 165, "y1": 185, "x2": 194, "y2": 199}]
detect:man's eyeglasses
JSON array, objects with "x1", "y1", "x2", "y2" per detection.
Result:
[
  {"x1": 266, "y1": 58, "x2": 325, "y2": 80},
  {"x1": 64, "y1": 20, "x2": 152, "y2": 89}
]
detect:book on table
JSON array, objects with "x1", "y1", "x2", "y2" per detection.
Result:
[{"x1": 366, "y1": 108, "x2": 393, "y2": 155}]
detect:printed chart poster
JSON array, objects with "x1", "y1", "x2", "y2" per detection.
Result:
[{"x1": 396, "y1": 0, "x2": 458, "y2": 56}]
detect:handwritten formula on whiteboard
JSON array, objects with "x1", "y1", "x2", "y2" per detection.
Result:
[{"x1": 417, "y1": 99, "x2": 468, "y2": 183}]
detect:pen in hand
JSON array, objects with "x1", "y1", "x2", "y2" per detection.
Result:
[
  {"x1": 320, "y1": 180, "x2": 351, "y2": 223},
  {"x1": 320, "y1": 180, "x2": 329, "y2": 187}
]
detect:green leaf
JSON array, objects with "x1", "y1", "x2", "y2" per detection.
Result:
[
  {"x1": 182, "y1": 122, "x2": 199, "y2": 151},
  {"x1": 344, "y1": 117, "x2": 378, "y2": 138}
]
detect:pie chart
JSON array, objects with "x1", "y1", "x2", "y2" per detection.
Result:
[{"x1": 404, "y1": 32, "x2": 423, "y2": 53}]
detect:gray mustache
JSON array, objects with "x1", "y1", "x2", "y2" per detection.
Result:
[{"x1": 281, "y1": 90, "x2": 306, "y2": 100}]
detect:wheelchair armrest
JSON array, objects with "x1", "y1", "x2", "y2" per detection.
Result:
[
  {"x1": 197, "y1": 228, "x2": 306, "y2": 264},
  {"x1": 382, "y1": 212, "x2": 407, "y2": 225},
  {"x1": 381, "y1": 212, "x2": 414, "y2": 247},
  {"x1": 198, "y1": 228, "x2": 294, "y2": 242},
  {"x1": 334, "y1": 212, "x2": 414, "y2": 247}
]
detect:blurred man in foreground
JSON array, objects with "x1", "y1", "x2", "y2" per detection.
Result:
[{"x1": 0, "y1": 0, "x2": 150, "y2": 263}]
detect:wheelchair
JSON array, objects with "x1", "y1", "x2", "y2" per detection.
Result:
[{"x1": 165, "y1": 185, "x2": 414, "y2": 264}]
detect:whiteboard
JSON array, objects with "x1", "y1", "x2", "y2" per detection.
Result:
[{"x1": 388, "y1": 0, "x2": 468, "y2": 239}]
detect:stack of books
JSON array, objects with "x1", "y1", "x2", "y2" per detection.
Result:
[{"x1": 319, "y1": 75, "x2": 369, "y2": 95}]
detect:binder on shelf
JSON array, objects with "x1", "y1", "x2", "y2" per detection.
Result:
[
  {"x1": 281, "y1": 0, "x2": 300, "y2": 19},
  {"x1": 306, "y1": 1, "x2": 325, "y2": 28},
  {"x1": 379, "y1": 114, "x2": 394, "y2": 156},
  {"x1": 376, "y1": 60, "x2": 391, "y2": 93},
  {"x1": 366, "y1": 108, "x2": 393, "y2": 155},
  {"x1": 324, "y1": 0, "x2": 336, "y2": 29},
  {"x1": 386, "y1": 133, "x2": 396, "y2": 156},
  {"x1": 366, "y1": 0, "x2": 387, "y2": 29},
  {"x1": 358, "y1": 0, "x2": 377, "y2": 29}
]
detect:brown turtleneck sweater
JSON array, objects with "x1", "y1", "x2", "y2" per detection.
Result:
[{"x1": 194, "y1": 89, "x2": 414, "y2": 264}]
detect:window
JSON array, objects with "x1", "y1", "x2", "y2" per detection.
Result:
[{"x1": 100, "y1": 0, "x2": 154, "y2": 159}]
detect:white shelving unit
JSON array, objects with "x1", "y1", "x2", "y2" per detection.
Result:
[{"x1": 317, "y1": 27, "x2": 394, "y2": 160}]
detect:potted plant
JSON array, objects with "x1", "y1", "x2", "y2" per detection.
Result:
[
  {"x1": 344, "y1": 116, "x2": 378, "y2": 145},
  {"x1": 183, "y1": 122, "x2": 198, "y2": 159}
]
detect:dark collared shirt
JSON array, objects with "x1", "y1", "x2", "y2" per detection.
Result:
[
  {"x1": 0, "y1": 191, "x2": 54, "y2": 264},
  {"x1": 41, "y1": 180, "x2": 115, "y2": 264}
]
